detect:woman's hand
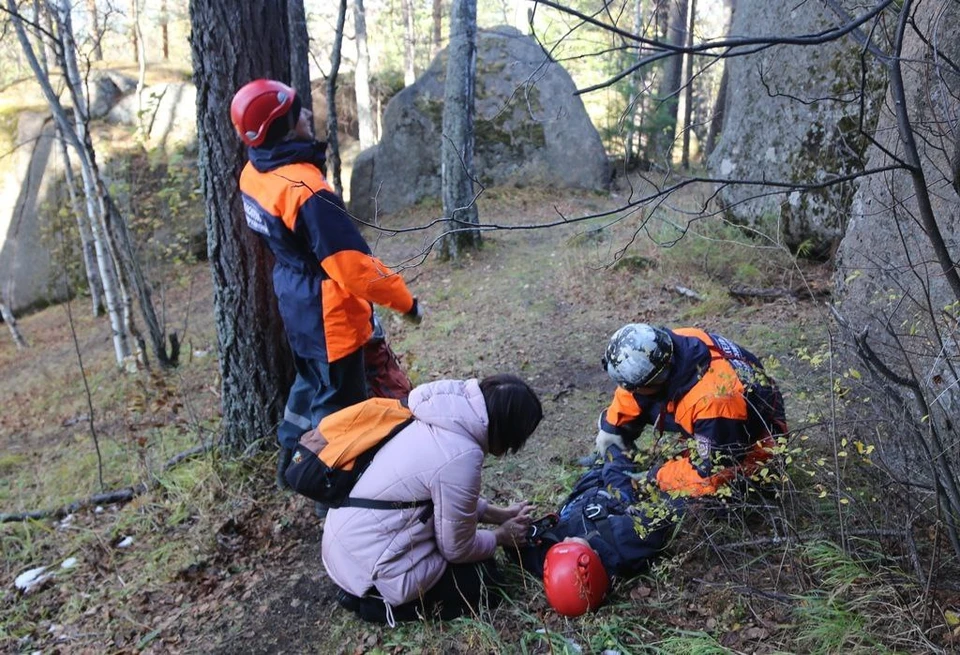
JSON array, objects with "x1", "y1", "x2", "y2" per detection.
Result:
[
  {"x1": 482, "y1": 500, "x2": 535, "y2": 525},
  {"x1": 494, "y1": 515, "x2": 532, "y2": 548}
]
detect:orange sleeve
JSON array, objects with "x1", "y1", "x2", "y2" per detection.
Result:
[
  {"x1": 604, "y1": 387, "x2": 643, "y2": 430},
  {"x1": 320, "y1": 250, "x2": 415, "y2": 314}
]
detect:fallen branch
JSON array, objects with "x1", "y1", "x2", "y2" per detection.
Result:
[
  {"x1": 691, "y1": 578, "x2": 795, "y2": 603},
  {"x1": 664, "y1": 284, "x2": 703, "y2": 301},
  {"x1": 0, "y1": 444, "x2": 214, "y2": 523},
  {"x1": 729, "y1": 286, "x2": 798, "y2": 301}
]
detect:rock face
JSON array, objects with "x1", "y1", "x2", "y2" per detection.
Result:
[
  {"x1": 0, "y1": 113, "x2": 64, "y2": 313},
  {"x1": 707, "y1": 1, "x2": 885, "y2": 257},
  {"x1": 108, "y1": 81, "x2": 198, "y2": 154},
  {"x1": 834, "y1": 2, "x2": 960, "y2": 478},
  {"x1": 350, "y1": 25, "x2": 609, "y2": 219}
]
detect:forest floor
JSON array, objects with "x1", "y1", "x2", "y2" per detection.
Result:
[{"x1": 1, "y1": 179, "x2": 956, "y2": 654}]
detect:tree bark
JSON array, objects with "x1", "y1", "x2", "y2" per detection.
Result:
[
  {"x1": 402, "y1": 0, "x2": 417, "y2": 86},
  {"x1": 189, "y1": 0, "x2": 295, "y2": 451},
  {"x1": 129, "y1": 0, "x2": 138, "y2": 64},
  {"x1": 161, "y1": 0, "x2": 169, "y2": 61},
  {"x1": 0, "y1": 302, "x2": 28, "y2": 349},
  {"x1": 354, "y1": 0, "x2": 375, "y2": 149},
  {"x1": 288, "y1": 0, "x2": 312, "y2": 114},
  {"x1": 439, "y1": 0, "x2": 480, "y2": 260},
  {"x1": 326, "y1": 0, "x2": 347, "y2": 197}
]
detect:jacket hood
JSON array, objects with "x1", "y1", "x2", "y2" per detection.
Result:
[
  {"x1": 407, "y1": 379, "x2": 489, "y2": 451},
  {"x1": 247, "y1": 138, "x2": 327, "y2": 173}
]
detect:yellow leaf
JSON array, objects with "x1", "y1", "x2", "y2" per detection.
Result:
[
  {"x1": 819, "y1": 491, "x2": 828, "y2": 498},
  {"x1": 838, "y1": 451, "x2": 848, "y2": 457},
  {"x1": 945, "y1": 610, "x2": 960, "y2": 627},
  {"x1": 839, "y1": 498, "x2": 849, "y2": 505}
]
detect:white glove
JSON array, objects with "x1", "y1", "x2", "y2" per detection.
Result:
[{"x1": 594, "y1": 429, "x2": 625, "y2": 455}]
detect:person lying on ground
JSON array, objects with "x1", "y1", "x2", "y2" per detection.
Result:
[
  {"x1": 321, "y1": 374, "x2": 543, "y2": 624},
  {"x1": 589, "y1": 323, "x2": 789, "y2": 498},
  {"x1": 514, "y1": 444, "x2": 685, "y2": 616}
]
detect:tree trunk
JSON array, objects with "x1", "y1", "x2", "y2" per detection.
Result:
[
  {"x1": 0, "y1": 302, "x2": 28, "y2": 349},
  {"x1": 439, "y1": 0, "x2": 480, "y2": 260},
  {"x1": 326, "y1": 0, "x2": 347, "y2": 197},
  {"x1": 402, "y1": 0, "x2": 417, "y2": 86},
  {"x1": 132, "y1": 0, "x2": 147, "y2": 141},
  {"x1": 652, "y1": 0, "x2": 689, "y2": 165},
  {"x1": 85, "y1": 0, "x2": 102, "y2": 60},
  {"x1": 190, "y1": 0, "x2": 295, "y2": 451},
  {"x1": 354, "y1": 0, "x2": 375, "y2": 149},
  {"x1": 161, "y1": 0, "x2": 170, "y2": 61},
  {"x1": 288, "y1": 0, "x2": 312, "y2": 114},
  {"x1": 10, "y1": 0, "x2": 131, "y2": 365},
  {"x1": 432, "y1": 0, "x2": 443, "y2": 55},
  {"x1": 681, "y1": 0, "x2": 696, "y2": 169},
  {"x1": 129, "y1": 0, "x2": 138, "y2": 63}
]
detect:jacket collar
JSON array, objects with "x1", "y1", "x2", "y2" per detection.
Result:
[
  {"x1": 247, "y1": 139, "x2": 327, "y2": 173},
  {"x1": 652, "y1": 331, "x2": 712, "y2": 403}
]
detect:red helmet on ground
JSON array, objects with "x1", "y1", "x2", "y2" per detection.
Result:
[
  {"x1": 543, "y1": 540, "x2": 609, "y2": 617},
  {"x1": 230, "y1": 79, "x2": 297, "y2": 147}
]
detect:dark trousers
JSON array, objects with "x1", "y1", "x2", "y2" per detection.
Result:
[
  {"x1": 277, "y1": 348, "x2": 367, "y2": 449},
  {"x1": 337, "y1": 559, "x2": 503, "y2": 624}
]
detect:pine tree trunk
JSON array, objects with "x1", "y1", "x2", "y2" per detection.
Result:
[
  {"x1": 354, "y1": 0, "x2": 375, "y2": 149},
  {"x1": 161, "y1": 0, "x2": 169, "y2": 61},
  {"x1": 439, "y1": 0, "x2": 480, "y2": 260},
  {"x1": 190, "y1": 0, "x2": 295, "y2": 451}
]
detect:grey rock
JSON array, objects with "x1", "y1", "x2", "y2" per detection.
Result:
[
  {"x1": 707, "y1": 1, "x2": 886, "y2": 257},
  {"x1": 350, "y1": 25, "x2": 609, "y2": 219},
  {"x1": 834, "y1": 2, "x2": 960, "y2": 477}
]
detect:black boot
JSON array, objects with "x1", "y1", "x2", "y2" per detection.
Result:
[{"x1": 276, "y1": 446, "x2": 293, "y2": 490}]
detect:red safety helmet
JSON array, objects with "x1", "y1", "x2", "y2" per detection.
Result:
[
  {"x1": 542, "y1": 540, "x2": 609, "y2": 617},
  {"x1": 230, "y1": 79, "x2": 297, "y2": 147}
]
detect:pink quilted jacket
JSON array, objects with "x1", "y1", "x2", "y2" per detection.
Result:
[{"x1": 321, "y1": 379, "x2": 497, "y2": 606}]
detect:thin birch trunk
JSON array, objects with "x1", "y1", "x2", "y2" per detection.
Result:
[{"x1": 326, "y1": 0, "x2": 347, "y2": 197}]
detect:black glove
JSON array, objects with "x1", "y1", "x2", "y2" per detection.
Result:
[
  {"x1": 276, "y1": 446, "x2": 293, "y2": 490},
  {"x1": 403, "y1": 298, "x2": 424, "y2": 325}
]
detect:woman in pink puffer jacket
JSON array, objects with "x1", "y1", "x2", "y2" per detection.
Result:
[{"x1": 321, "y1": 374, "x2": 543, "y2": 624}]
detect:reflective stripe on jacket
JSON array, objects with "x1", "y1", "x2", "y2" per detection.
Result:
[{"x1": 239, "y1": 140, "x2": 414, "y2": 362}]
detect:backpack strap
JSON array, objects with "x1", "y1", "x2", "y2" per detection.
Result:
[{"x1": 339, "y1": 497, "x2": 432, "y2": 510}]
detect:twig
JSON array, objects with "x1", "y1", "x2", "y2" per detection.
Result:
[{"x1": 691, "y1": 578, "x2": 795, "y2": 603}]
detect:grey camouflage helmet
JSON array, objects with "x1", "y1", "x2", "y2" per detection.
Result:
[{"x1": 602, "y1": 324, "x2": 673, "y2": 390}]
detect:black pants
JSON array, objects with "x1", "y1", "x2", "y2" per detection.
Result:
[{"x1": 336, "y1": 559, "x2": 502, "y2": 623}]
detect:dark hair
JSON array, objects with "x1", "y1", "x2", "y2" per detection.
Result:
[
  {"x1": 261, "y1": 93, "x2": 302, "y2": 147},
  {"x1": 479, "y1": 374, "x2": 543, "y2": 455}
]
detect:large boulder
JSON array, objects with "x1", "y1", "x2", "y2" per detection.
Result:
[
  {"x1": 350, "y1": 25, "x2": 609, "y2": 219},
  {"x1": 108, "y1": 81, "x2": 198, "y2": 153},
  {"x1": 0, "y1": 112, "x2": 64, "y2": 313},
  {"x1": 834, "y1": 2, "x2": 960, "y2": 478},
  {"x1": 707, "y1": 1, "x2": 886, "y2": 257}
]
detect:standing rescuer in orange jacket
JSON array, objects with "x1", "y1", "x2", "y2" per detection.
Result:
[
  {"x1": 230, "y1": 79, "x2": 423, "y2": 487},
  {"x1": 593, "y1": 324, "x2": 788, "y2": 497}
]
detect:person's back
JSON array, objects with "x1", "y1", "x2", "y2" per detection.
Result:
[{"x1": 322, "y1": 379, "x2": 498, "y2": 606}]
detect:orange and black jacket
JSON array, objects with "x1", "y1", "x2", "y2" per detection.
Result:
[
  {"x1": 239, "y1": 140, "x2": 414, "y2": 363},
  {"x1": 600, "y1": 328, "x2": 787, "y2": 496}
]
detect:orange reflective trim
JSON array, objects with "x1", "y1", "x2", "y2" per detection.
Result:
[
  {"x1": 321, "y1": 250, "x2": 415, "y2": 313},
  {"x1": 321, "y1": 278, "x2": 374, "y2": 362},
  {"x1": 605, "y1": 386, "x2": 643, "y2": 428},
  {"x1": 318, "y1": 398, "x2": 412, "y2": 471},
  {"x1": 239, "y1": 161, "x2": 332, "y2": 231}
]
